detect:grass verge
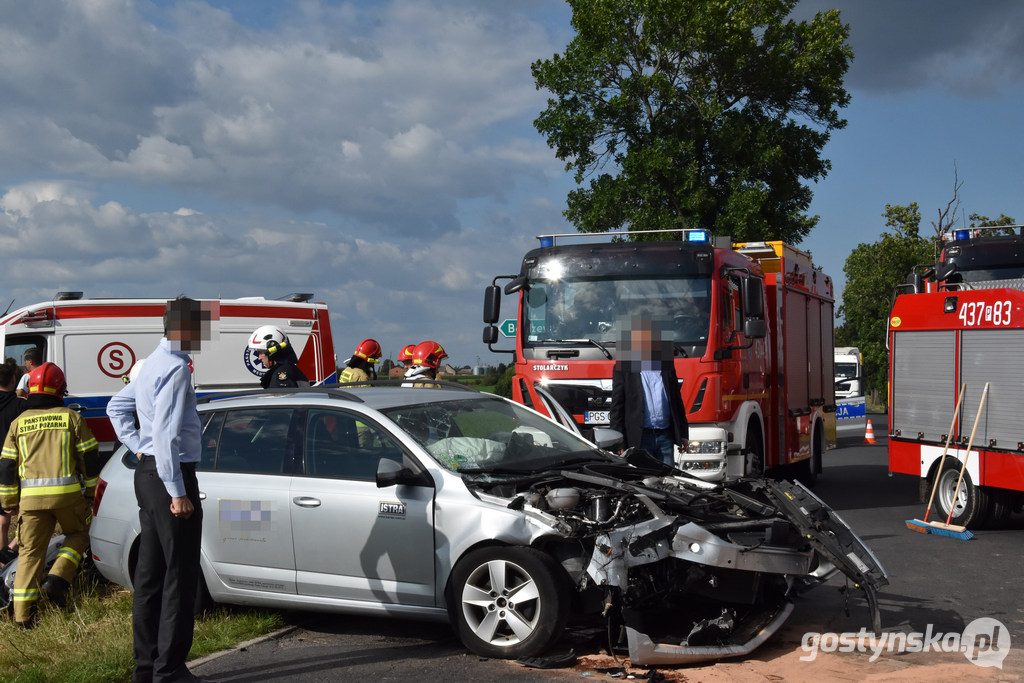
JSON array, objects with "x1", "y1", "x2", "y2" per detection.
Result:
[{"x1": 0, "y1": 579, "x2": 284, "y2": 683}]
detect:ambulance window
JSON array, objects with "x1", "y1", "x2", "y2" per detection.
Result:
[{"x1": 4, "y1": 335, "x2": 47, "y2": 370}]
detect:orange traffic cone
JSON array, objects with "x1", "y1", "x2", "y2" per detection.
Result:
[{"x1": 863, "y1": 419, "x2": 877, "y2": 444}]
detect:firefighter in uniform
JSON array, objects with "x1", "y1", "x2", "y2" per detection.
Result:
[
  {"x1": 0, "y1": 362, "x2": 99, "y2": 627},
  {"x1": 402, "y1": 340, "x2": 447, "y2": 387},
  {"x1": 249, "y1": 325, "x2": 309, "y2": 389},
  {"x1": 339, "y1": 339, "x2": 382, "y2": 384}
]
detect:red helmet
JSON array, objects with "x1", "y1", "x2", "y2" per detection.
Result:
[
  {"x1": 354, "y1": 339, "x2": 382, "y2": 364},
  {"x1": 399, "y1": 344, "x2": 416, "y2": 365},
  {"x1": 412, "y1": 340, "x2": 447, "y2": 369},
  {"x1": 28, "y1": 362, "x2": 67, "y2": 397}
]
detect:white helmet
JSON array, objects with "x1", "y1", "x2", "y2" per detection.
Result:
[
  {"x1": 248, "y1": 325, "x2": 289, "y2": 356},
  {"x1": 127, "y1": 358, "x2": 146, "y2": 383}
]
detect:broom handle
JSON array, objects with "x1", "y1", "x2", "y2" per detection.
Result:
[
  {"x1": 924, "y1": 383, "x2": 967, "y2": 521},
  {"x1": 945, "y1": 382, "x2": 989, "y2": 526}
]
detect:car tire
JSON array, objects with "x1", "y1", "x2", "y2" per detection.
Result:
[
  {"x1": 448, "y1": 546, "x2": 569, "y2": 659},
  {"x1": 933, "y1": 461, "x2": 990, "y2": 529},
  {"x1": 744, "y1": 423, "x2": 764, "y2": 477}
]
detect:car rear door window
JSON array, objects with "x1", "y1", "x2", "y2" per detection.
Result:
[
  {"x1": 213, "y1": 408, "x2": 303, "y2": 474},
  {"x1": 200, "y1": 411, "x2": 224, "y2": 470}
]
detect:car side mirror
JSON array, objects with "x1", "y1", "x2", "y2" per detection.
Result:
[{"x1": 376, "y1": 458, "x2": 431, "y2": 488}]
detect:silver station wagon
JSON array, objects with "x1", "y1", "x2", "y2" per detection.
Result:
[{"x1": 89, "y1": 384, "x2": 887, "y2": 664}]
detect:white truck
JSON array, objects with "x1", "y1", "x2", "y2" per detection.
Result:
[
  {"x1": 834, "y1": 346, "x2": 863, "y2": 398},
  {"x1": 0, "y1": 292, "x2": 337, "y2": 451},
  {"x1": 834, "y1": 346, "x2": 866, "y2": 438}
]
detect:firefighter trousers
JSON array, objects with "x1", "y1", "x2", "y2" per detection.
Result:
[{"x1": 13, "y1": 497, "x2": 92, "y2": 623}]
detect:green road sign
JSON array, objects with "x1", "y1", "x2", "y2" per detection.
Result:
[{"x1": 499, "y1": 319, "x2": 517, "y2": 337}]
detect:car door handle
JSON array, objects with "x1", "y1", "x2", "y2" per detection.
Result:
[
  {"x1": 292, "y1": 496, "x2": 322, "y2": 508},
  {"x1": 199, "y1": 492, "x2": 207, "y2": 500}
]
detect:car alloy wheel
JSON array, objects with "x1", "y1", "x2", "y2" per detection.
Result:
[{"x1": 449, "y1": 546, "x2": 568, "y2": 659}]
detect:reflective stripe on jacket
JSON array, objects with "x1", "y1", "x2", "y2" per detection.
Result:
[{"x1": 0, "y1": 407, "x2": 99, "y2": 510}]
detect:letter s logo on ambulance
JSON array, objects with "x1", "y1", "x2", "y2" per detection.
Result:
[{"x1": 98, "y1": 342, "x2": 136, "y2": 378}]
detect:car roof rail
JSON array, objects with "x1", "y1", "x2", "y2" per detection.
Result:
[
  {"x1": 335, "y1": 379, "x2": 479, "y2": 392},
  {"x1": 197, "y1": 386, "x2": 366, "y2": 404}
]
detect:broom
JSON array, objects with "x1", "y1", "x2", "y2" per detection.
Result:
[
  {"x1": 920, "y1": 383, "x2": 988, "y2": 540},
  {"x1": 906, "y1": 383, "x2": 965, "y2": 534}
]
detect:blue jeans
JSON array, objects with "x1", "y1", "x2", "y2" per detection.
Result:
[{"x1": 641, "y1": 429, "x2": 675, "y2": 466}]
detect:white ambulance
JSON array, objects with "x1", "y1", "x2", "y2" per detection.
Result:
[{"x1": 0, "y1": 292, "x2": 337, "y2": 450}]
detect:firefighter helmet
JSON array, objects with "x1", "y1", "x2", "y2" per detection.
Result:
[
  {"x1": 28, "y1": 362, "x2": 68, "y2": 397},
  {"x1": 412, "y1": 340, "x2": 447, "y2": 369},
  {"x1": 399, "y1": 344, "x2": 416, "y2": 365},
  {"x1": 354, "y1": 339, "x2": 382, "y2": 364},
  {"x1": 248, "y1": 325, "x2": 289, "y2": 357}
]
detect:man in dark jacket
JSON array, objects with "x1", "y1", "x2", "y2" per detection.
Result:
[
  {"x1": 610, "y1": 314, "x2": 688, "y2": 466},
  {"x1": 0, "y1": 363, "x2": 25, "y2": 564}
]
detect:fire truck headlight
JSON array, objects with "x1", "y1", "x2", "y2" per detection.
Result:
[
  {"x1": 684, "y1": 440, "x2": 726, "y2": 455},
  {"x1": 679, "y1": 460, "x2": 725, "y2": 472}
]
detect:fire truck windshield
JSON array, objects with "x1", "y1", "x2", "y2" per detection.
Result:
[{"x1": 522, "y1": 275, "x2": 712, "y2": 351}]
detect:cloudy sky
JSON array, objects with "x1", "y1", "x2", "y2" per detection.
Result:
[{"x1": 1, "y1": 0, "x2": 1022, "y2": 367}]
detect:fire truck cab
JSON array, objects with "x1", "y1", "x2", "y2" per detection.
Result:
[
  {"x1": 484, "y1": 230, "x2": 836, "y2": 483},
  {"x1": 0, "y1": 293, "x2": 337, "y2": 451},
  {"x1": 889, "y1": 225, "x2": 1024, "y2": 528}
]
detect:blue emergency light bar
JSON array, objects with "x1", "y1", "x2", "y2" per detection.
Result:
[
  {"x1": 535, "y1": 228, "x2": 715, "y2": 248},
  {"x1": 953, "y1": 229, "x2": 971, "y2": 241}
]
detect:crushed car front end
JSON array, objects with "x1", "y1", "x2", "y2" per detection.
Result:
[{"x1": 463, "y1": 458, "x2": 887, "y2": 665}]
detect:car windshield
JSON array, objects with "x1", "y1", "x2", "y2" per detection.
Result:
[{"x1": 381, "y1": 396, "x2": 609, "y2": 473}]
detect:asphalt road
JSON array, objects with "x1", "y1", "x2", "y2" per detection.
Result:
[{"x1": 192, "y1": 422, "x2": 1024, "y2": 680}]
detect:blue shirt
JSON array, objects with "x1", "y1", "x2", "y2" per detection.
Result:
[
  {"x1": 640, "y1": 367, "x2": 671, "y2": 430},
  {"x1": 107, "y1": 338, "x2": 201, "y2": 498}
]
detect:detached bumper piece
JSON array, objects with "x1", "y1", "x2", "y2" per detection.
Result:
[
  {"x1": 625, "y1": 601, "x2": 793, "y2": 665},
  {"x1": 760, "y1": 480, "x2": 889, "y2": 632}
]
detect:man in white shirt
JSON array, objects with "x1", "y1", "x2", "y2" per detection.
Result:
[{"x1": 108, "y1": 297, "x2": 214, "y2": 683}]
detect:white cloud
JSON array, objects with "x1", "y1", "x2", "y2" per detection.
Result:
[{"x1": 0, "y1": 1, "x2": 577, "y2": 364}]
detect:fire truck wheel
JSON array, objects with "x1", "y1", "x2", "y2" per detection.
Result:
[
  {"x1": 796, "y1": 423, "x2": 824, "y2": 487},
  {"x1": 989, "y1": 491, "x2": 1013, "y2": 527},
  {"x1": 934, "y1": 462, "x2": 991, "y2": 529},
  {"x1": 744, "y1": 424, "x2": 764, "y2": 477}
]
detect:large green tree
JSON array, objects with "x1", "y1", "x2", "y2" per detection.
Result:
[
  {"x1": 839, "y1": 203, "x2": 932, "y2": 398},
  {"x1": 532, "y1": 0, "x2": 853, "y2": 242}
]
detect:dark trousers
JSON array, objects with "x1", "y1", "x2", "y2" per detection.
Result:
[
  {"x1": 133, "y1": 457, "x2": 203, "y2": 683},
  {"x1": 641, "y1": 428, "x2": 675, "y2": 466}
]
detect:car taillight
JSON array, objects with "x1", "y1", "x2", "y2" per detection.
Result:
[{"x1": 93, "y1": 478, "x2": 108, "y2": 516}]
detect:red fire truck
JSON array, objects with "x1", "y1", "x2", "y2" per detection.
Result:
[
  {"x1": 888, "y1": 226, "x2": 1024, "y2": 528},
  {"x1": 483, "y1": 230, "x2": 836, "y2": 483}
]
